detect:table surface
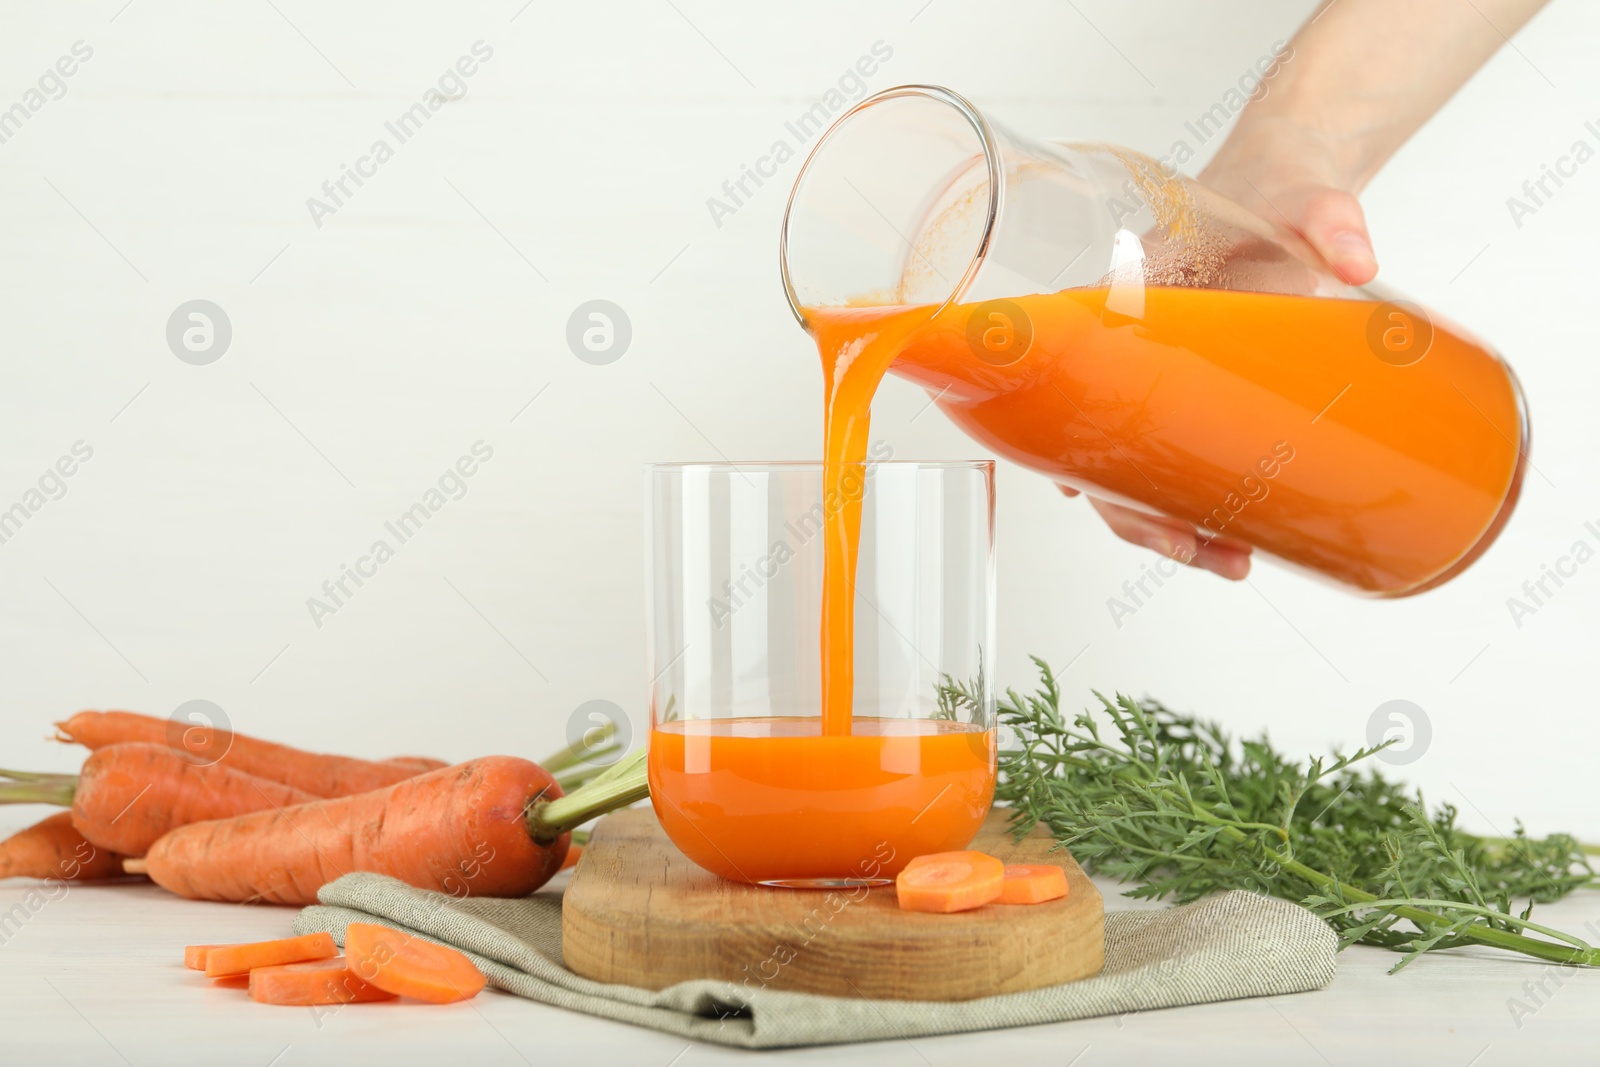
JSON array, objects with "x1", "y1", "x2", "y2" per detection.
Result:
[{"x1": 4, "y1": 867, "x2": 1599, "y2": 1067}]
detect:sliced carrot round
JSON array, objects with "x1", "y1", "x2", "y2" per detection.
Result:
[
  {"x1": 184, "y1": 943, "x2": 239, "y2": 971},
  {"x1": 895, "y1": 850, "x2": 1004, "y2": 913},
  {"x1": 250, "y1": 958, "x2": 397, "y2": 1005},
  {"x1": 998, "y1": 863, "x2": 1069, "y2": 904},
  {"x1": 344, "y1": 923, "x2": 486, "y2": 1004},
  {"x1": 204, "y1": 932, "x2": 337, "y2": 978}
]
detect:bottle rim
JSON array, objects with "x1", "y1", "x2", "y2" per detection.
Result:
[{"x1": 778, "y1": 83, "x2": 1003, "y2": 329}]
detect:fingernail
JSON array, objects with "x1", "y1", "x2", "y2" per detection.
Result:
[
  {"x1": 1332, "y1": 230, "x2": 1367, "y2": 252},
  {"x1": 1331, "y1": 230, "x2": 1375, "y2": 264}
]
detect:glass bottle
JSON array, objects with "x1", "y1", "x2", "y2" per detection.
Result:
[{"x1": 780, "y1": 85, "x2": 1528, "y2": 595}]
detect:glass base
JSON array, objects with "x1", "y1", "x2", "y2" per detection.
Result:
[{"x1": 757, "y1": 876, "x2": 894, "y2": 889}]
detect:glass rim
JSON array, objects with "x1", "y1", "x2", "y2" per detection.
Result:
[{"x1": 646, "y1": 459, "x2": 995, "y2": 473}]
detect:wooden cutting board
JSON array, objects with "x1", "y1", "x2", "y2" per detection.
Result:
[{"x1": 561, "y1": 808, "x2": 1104, "y2": 1001}]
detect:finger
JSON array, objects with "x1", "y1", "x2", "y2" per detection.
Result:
[
  {"x1": 1088, "y1": 499, "x2": 1199, "y2": 562},
  {"x1": 1292, "y1": 187, "x2": 1378, "y2": 286},
  {"x1": 1189, "y1": 537, "x2": 1252, "y2": 581},
  {"x1": 1088, "y1": 498, "x2": 1252, "y2": 582}
]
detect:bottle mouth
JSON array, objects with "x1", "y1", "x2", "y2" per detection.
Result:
[{"x1": 778, "y1": 84, "x2": 1004, "y2": 329}]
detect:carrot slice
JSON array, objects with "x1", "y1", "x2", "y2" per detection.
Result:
[
  {"x1": 204, "y1": 932, "x2": 338, "y2": 978},
  {"x1": 559, "y1": 843, "x2": 583, "y2": 871},
  {"x1": 344, "y1": 923, "x2": 486, "y2": 1003},
  {"x1": 184, "y1": 943, "x2": 240, "y2": 970},
  {"x1": 895, "y1": 850, "x2": 1004, "y2": 913},
  {"x1": 997, "y1": 863, "x2": 1069, "y2": 904},
  {"x1": 250, "y1": 958, "x2": 398, "y2": 1005}
]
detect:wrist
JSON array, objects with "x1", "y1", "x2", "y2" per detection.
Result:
[
  {"x1": 1228, "y1": 33, "x2": 1426, "y2": 193},
  {"x1": 1198, "y1": 111, "x2": 1355, "y2": 208},
  {"x1": 1221, "y1": 100, "x2": 1372, "y2": 194}
]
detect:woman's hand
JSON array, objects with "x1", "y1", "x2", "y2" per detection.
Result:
[
  {"x1": 1198, "y1": 114, "x2": 1378, "y2": 286},
  {"x1": 1061, "y1": 116, "x2": 1379, "y2": 581},
  {"x1": 1061, "y1": 0, "x2": 1550, "y2": 578}
]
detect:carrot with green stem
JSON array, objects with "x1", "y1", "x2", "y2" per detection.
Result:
[
  {"x1": 54, "y1": 711, "x2": 422, "y2": 798},
  {"x1": 133, "y1": 748, "x2": 648, "y2": 905},
  {"x1": 0, "y1": 743, "x2": 315, "y2": 856},
  {"x1": 54, "y1": 710, "x2": 618, "y2": 796},
  {"x1": 538, "y1": 721, "x2": 621, "y2": 775},
  {"x1": 0, "y1": 812, "x2": 128, "y2": 882}
]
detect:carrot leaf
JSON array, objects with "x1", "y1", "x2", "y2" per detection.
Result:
[{"x1": 990, "y1": 656, "x2": 1600, "y2": 971}]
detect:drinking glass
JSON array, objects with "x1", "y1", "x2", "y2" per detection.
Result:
[{"x1": 645, "y1": 460, "x2": 996, "y2": 886}]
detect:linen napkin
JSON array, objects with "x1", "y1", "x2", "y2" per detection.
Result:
[{"x1": 295, "y1": 872, "x2": 1336, "y2": 1049}]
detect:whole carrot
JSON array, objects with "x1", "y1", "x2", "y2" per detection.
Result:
[
  {"x1": 0, "y1": 744, "x2": 316, "y2": 857},
  {"x1": 0, "y1": 812, "x2": 126, "y2": 881},
  {"x1": 381, "y1": 757, "x2": 448, "y2": 773},
  {"x1": 56, "y1": 711, "x2": 621, "y2": 796},
  {"x1": 137, "y1": 750, "x2": 647, "y2": 905},
  {"x1": 54, "y1": 711, "x2": 418, "y2": 798}
]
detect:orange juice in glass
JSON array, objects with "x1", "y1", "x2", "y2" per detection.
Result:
[{"x1": 645, "y1": 461, "x2": 996, "y2": 886}]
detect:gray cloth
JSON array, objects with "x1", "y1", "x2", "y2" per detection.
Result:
[{"x1": 295, "y1": 873, "x2": 1336, "y2": 1048}]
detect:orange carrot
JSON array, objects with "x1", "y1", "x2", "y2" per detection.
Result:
[
  {"x1": 54, "y1": 711, "x2": 419, "y2": 798},
  {"x1": 997, "y1": 863, "x2": 1069, "y2": 904},
  {"x1": 0, "y1": 812, "x2": 126, "y2": 881},
  {"x1": 559, "y1": 843, "x2": 584, "y2": 870},
  {"x1": 142, "y1": 757, "x2": 589, "y2": 905},
  {"x1": 3, "y1": 744, "x2": 318, "y2": 857},
  {"x1": 896, "y1": 850, "x2": 1005, "y2": 913},
  {"x1": 57, "y1": 711, "x2": 609, "y2": 794},
  {"x1": 382, "y1": 757, "x2": 448, "y2": 773},
  {"x1": 345, "y1": 923, "x2": 486, "y2": 1003},
  {"x1": 204, "y1": 932, "x2": 338, "y2": 978},
  {"x1": 184, "y1": 943, "x2": 239, "y2": 970},
  {"x1": 250, "y1": 958, "x2": 397, "y2": 1005}
]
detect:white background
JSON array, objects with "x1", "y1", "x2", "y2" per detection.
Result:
[{"x1": 0, "y1": 0, "x2": 1596, "y2": 844}]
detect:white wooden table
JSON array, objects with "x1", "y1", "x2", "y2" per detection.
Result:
[
  {"x1": 3, "y1": 2, "x2": 1598, "y2": 1063},
  {"x1": 4, "y1": 866, "x2": 1598, "y2": 1066}
]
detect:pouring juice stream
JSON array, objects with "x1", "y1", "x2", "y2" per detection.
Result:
[{"x1": 816, "y1": 304, "x2": 936, "y2": 736}]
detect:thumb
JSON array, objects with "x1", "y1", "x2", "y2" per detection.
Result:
[{"x1": 1292, "y1": 186, "x2": 1378, "y2": 286}]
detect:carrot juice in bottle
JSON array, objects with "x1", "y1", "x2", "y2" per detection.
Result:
[{"x1": 780, "y1": 86, "x2": 1527, "y2": 597}]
